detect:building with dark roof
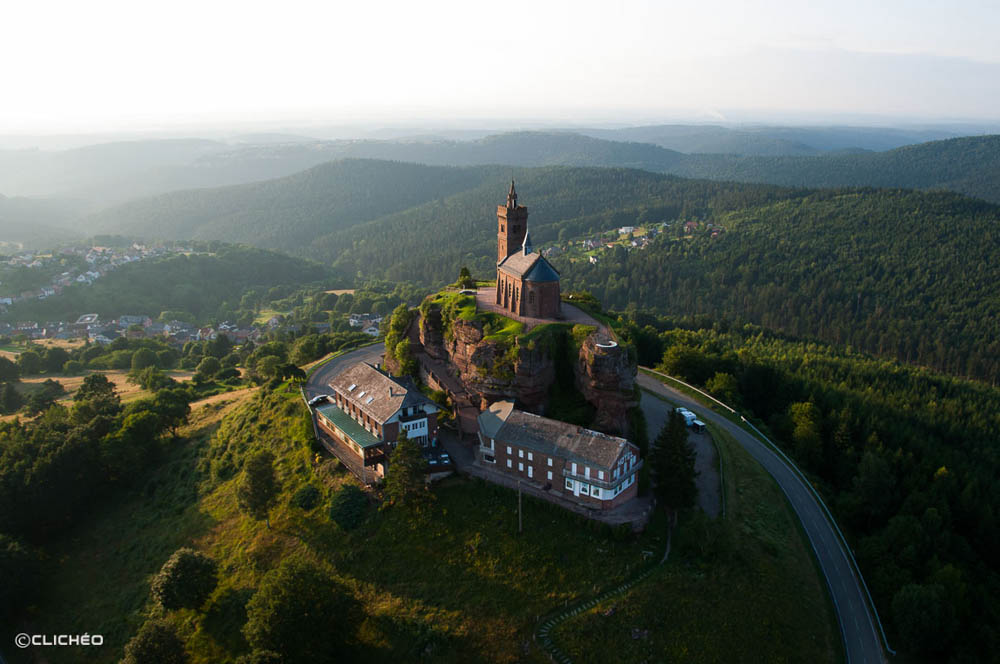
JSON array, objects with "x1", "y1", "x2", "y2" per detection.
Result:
[
  {"x1": 477, "y1": 401, "x2": 641, "y2": 510},
  {"x1": 495, "y1": 181, "x2": 562, "y2": 319},
  {"x1": 317, "y1": 362, "x2": 440, "y2": 480}
]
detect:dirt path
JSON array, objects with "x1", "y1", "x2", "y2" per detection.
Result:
[{"x1": 189, "y1": 386, "x2": 258, "y2": 409}]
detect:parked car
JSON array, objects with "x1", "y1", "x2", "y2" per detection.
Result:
[{"x1": 308, "y1": 394, "x2": 330, "y2": 407}]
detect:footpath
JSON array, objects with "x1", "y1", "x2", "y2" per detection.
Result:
[{"x1": 535, "y1": 514, "x2": 675, "y2": 663}]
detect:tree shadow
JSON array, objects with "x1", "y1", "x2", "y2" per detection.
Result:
[{"x1": 201, "y1": 586, "x2": 254, "y2": 656}]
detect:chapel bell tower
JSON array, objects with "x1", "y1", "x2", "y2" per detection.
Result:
[{"x1": 497, "y1": 179, "x2": 528, "y2": 264}]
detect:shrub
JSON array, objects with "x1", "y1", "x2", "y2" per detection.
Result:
[
  {"x1": 196, "y1": 356, "x2": 222, "y2": 378},
  {"x1": 290, "y1": 485, "x2": 321, "y2": 511},
  {"x1": 243, "y1": 559, "x2": 358, "y2": 662},
  {"x1": 328, "y1": 485, "x2": 367, "y2": 530},
  {"x1": 150, "y1": 548, "x2": 219, "y2": 611},
  {"x1": 122, "y1": 620, "x2": 187, "y2": 664},
  {"x1": 131, "y1": 348, "x2": 159, "y2": 371},
  {"x1": 216, "y1": 367, "x2": 241, "y2": 381},
  {"x1": 62, "y1": 360, "x2": 84, "y2": 375}
]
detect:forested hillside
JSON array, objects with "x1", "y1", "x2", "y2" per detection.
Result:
[
  {"x1": 309, "y1": 167, "x2": 1000, "y2": 383},
  {"x1": 1, "y1": 245, "x2": 333, "y2": 323},
  {"x1": 230, "y1": 131, "x2": 1000, "y2": 202},
  {"x1": 87, "y1": 160, "x2": 491, "y2": 250},
  {"x1": 317, "y1": 166, "x2": 805, "y2": 281},
  {"x1": 565, "y1": 190, "x2": 1000, "y2": 383},
  {"x1": 678, "y1": 134, "x2": 1000, "y2": 204},
  {"x1": 0, "y1": 194, "x2": 84, "y2": 248}
]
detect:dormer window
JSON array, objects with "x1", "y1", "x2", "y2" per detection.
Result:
[
  {"x1": 358, "y1": 391, "x2": 366, "y2": 398},
  {"x1": 348, "y1": 384, "x2": 357, "y2": 391},
  {"x1": 365, "y1": 396, "x2": 374, "y2": 404}
]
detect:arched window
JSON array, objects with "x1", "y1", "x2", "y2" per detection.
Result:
[{"x1": 528, "y1": 291, "x2": 535, "y2": 304}]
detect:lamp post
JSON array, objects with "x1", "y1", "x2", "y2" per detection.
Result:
[{"x1": 518, "y1": 479, "x2": 523, "y2": 534}]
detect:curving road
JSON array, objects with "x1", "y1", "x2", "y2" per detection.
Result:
[
  {"x1": 638, "y1": 371, "x2": 885, "y2": 664},
  {"x1": 304, "y1": 343, "x2": 385, "y2": 401}
]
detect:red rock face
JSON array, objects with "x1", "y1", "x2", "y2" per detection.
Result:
[
  {"x1": 416, "y1": 308, "x2": 636, "y2": 435},
  {"x1": 575, "y1": 336, "x2": 638, "y2": 434},
  {"x1": 420, "y1": 314, "x2": 554, "y2": 410}
]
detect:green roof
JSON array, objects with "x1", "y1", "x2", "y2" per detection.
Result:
[{"x1": 315, "y1": 403, "x2": 382, "y2": 449}]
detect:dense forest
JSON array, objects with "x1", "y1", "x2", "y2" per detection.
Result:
[
  {"x1": 320, "y1": 166, "x2": 805, "y2": 282},
  {"x1": 615, "y1": 314, "x2": 1000, "y2": 662},
  {"x1": 565, "y1": 189, "x2": 1000, "y2": 383}
]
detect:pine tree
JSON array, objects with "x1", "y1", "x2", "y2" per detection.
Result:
[
  {"x1": 383, "y1": 431, "x2": 428, "y2": 507},
  {"x1": 650, "y1": 410, "x2": 698, "y2": 510}
]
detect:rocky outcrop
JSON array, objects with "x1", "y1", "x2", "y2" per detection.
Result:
[
  {"x1": 576, "y1": 336, "x2": 637, "y2": 434},
  {"x1": 416, "y1": 307, "x2": 636, "y2": 435},
  {"x1": 420, "y1": 315, "x2": 554, "y2": 411}
]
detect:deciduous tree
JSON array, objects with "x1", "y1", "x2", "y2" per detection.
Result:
[
  {"x1": 151, "y1": 548, "x2": 219, "y2": 611},
  {"x1": 237, "y1": 450, "x2": 280, "y2": 528},
  {"x1": 122, "y1": 620, "x2": 188, "y2": 664}
]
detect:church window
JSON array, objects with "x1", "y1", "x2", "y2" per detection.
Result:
[
  {"x1": 501, "y1": 224, "x2": 505, "y2": 232},
  {"x1": 529, "y1": 291, "x2": 535, "y2": 304}
]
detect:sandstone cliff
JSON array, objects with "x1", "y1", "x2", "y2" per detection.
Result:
[{"x1": 416, "y1": 306, "x2": 636, "y2": 435}]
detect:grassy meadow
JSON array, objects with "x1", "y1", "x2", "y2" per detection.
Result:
[{"x1": 549, "y1": 423, "x2": 841, "y2": 663}]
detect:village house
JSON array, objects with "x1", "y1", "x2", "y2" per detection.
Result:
[
  {"x1": 315, "y1": 362, "x2": 440, "y2": 480},
  {"x1": 476, "y1": 401, "x2": 642, "y2": 510}
]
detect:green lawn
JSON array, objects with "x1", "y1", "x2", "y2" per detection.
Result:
[{"x1": 549, "y1": 424, "x2": 841, "y2": 663}]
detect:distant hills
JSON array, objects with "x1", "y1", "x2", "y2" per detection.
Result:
[
  {"x1": 0, "y1": 194, "x2": 84, "y2": 249},
  {"x1": 4, "y1": 126, "x2": 999, "y2": 207},
  {"x1": 576, "y1": 123, "x2": 964, "y2": 156}
]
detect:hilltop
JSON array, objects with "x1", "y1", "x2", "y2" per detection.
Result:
[{"x1": 80, "y1": 160, "x2": 1000, "y2": 383}]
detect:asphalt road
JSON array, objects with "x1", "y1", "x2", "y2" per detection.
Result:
[
  {"x1": 304, "y1": 343, "x2": 385, "y2": 401},
  {"x1": 638, "y1": 372, "x2": 886, "y2": 664}
]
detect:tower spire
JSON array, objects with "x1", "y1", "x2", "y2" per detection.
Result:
[
  {"x1": 522, "y1": 226, "x2": 533, "y2": 255},
  {"x1": 507, "y1": 179, "x2": 517, "y2": 208}
]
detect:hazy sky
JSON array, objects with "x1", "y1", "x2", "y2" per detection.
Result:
[{"x1": 3, "y1": 0, "x2": 1000, "y2": 132}]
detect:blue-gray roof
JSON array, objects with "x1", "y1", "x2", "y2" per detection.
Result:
[{"x1": 523, "y1": 257, "x2": 560, "y2": 282}]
